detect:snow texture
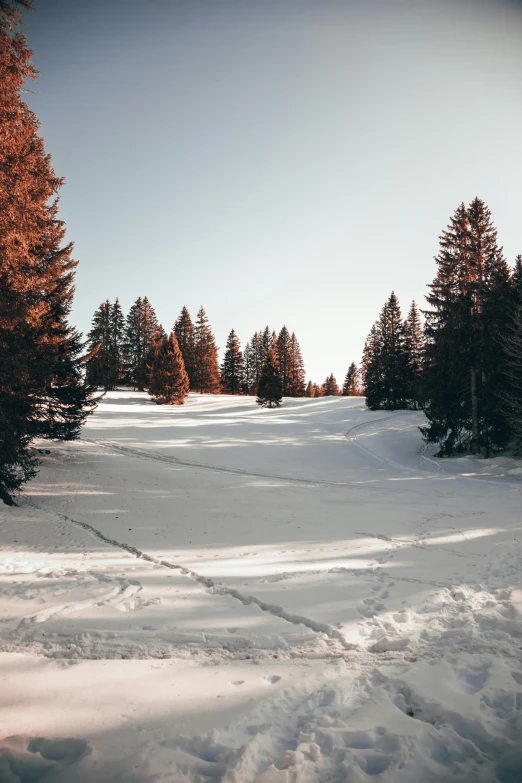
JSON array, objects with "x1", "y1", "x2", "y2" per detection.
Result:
[{"x1": 0, "y1": 392, "x2": 521, "y2": 782}]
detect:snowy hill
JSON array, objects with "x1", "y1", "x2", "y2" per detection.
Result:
[{"x1": 1, "y1": 392, "x2": 521, "y2": 782}]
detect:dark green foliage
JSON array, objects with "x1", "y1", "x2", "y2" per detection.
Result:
[
  {"x1": 124, "y1": 296, "x2": 163, "y2": 390},
  {"x1": 422, "y1": 199, "x2": 512, "y2": 456},
  {"x1": 256, "y1": 348, "x2": 283, "y2": 408},
  {"x1": 192, "y1": 307, "x2": 221, "y2": 393},
  {"x1": 86, "y1": 299, "x2": 125, "y2": 390},
  {"x1": 221, "y1": 329, "x2": 244, "y2": 394},
  {"x1": 305, "y1": 380, "x2": 314, "y2": 398},
  {"x1": 342, "y1": 362, "x2": 362, "y2": 396},
  {"x1": 403, "y1": 301, "x2": 424, "y2": 409},
  {"x1": 148, "y1": 332, "x2": 189, "y2": 405},
  {"x1": 364, "y1": 293, "x2": 408, "y2": 410}
]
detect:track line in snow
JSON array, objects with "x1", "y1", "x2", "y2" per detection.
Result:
[{"x1": 23, "y1": 501, "x2": 357, "y2": 651}]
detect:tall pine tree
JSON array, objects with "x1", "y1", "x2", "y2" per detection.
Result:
[
  {"x1": 192, "y1": 307, "x2": 221, "y2": 393},
  {"x1": 221, "y1": 329, "x2": 244, "y2": 394},
  {"x1": 403, "y1": 301, "x2": 424, "y2": 409},
  {"x1": 148, "y1": 332, "x2": 189, "y2": 405},
  {"x1": 0, "y1": 0, "x2": 96, "y2": 503},
  {"x1": 342, "y1": 363, "x2": 362, "y2": 396},
  {"x1": 287, "y1": 332, "x2": 306, "y2": 396},
  {"x1": 422, "y1": 199, "x2": 511, "y2": 455},
  {"x1": 86, "y1": 300, "x2": 125, "y2": 390},
  {"x1": 124, "y1": 296, "x2": 163, "y2": 390},
  {"x1": 256, "y1": 347, "x2": 283, "y2": 408},
  {"x1": 173, "y1": 306, "x2": 195, "y2": 389},
  {"x1": 322, "y1": 374, "x2": 340, "y2": 396},
  {"x1": 364, "y1": 293, "x2": 408, "y2": 410}
]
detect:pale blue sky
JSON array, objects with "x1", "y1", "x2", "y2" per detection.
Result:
[{"x1": 25, "y1": 0, "x2": 522, "y2": 384}]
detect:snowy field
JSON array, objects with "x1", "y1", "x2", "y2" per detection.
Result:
[{"x1": 1, "y1": 392, "x2": 522, "y2": 782}]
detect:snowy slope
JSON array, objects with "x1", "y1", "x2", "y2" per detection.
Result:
[{"x1": 0, "y1": 392, "x2": 521, "y2": 782}]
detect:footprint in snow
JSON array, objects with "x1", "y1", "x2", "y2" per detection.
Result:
[{"x1": 263, "y1": 675, "x2": 281, "y2": 684}]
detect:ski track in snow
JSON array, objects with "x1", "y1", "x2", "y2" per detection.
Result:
[{"x1": 1, "y1": 393, "x2": 522, "y2": 782}]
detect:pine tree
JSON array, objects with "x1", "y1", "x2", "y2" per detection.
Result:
[
  {"x1": 242, "y1": 341, "x2": 255, "y2": 394},
  {"x1": 277, "y1": 326, "x2": 291, "y2": 395},
  {"x1": 148, "y1": 332, "x2": 189, "y2": 405},
  {"x1": 403, "y1": 301, "x2": 424, "y2": 409},
  {"x1": 174, "y1": 306, "x2": 195, "y2": 389},
  {"x1": 0, "y1": 1, "x2": 96, "y2": 504},
  {"x1": 322, "y1": 374, "x2": 340, "y2": 396},
  {"x1": 221, "y1": 329, "x2": 244, "y2": 394},
  {"x1": 86, "y1": 300, "x2": 125, "y2": 390},
  {"x1": 313, "y1": 383, "x2": 322, "y2": 397},
  {"x1": 124, "y1": 296, "x2": 163, "y2": 390},
  {"x1": 305, "y1": 380, "x2": 314, "y2": 398},
  {"x1": 364, "y1": 293, "x2": 408, "y2": 410},
  {"x1": 192, "y1": 307, "x2": 221, "y2": 393},
  {"x1": 287, "y1": 333, "x2": 306, "y2": 396},
  {"x1": 256, "y1": 347, "x2": 283, "y2": 408},
  {"x1": 342, "y1": 362, "x2": 362, "y2": 396},
  {"x1": 422, "y1": 199, "x2": 511, "y2": 455}
]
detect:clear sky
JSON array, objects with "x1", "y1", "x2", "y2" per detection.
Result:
[{"x1": 23, "y1": 0, "x2": 522, "y2": 384}]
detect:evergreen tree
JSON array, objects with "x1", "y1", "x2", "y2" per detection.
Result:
[
  {"x1": 242, "y1": 341, "x2": 255, "y2": 393},
  {"x1": 403, "y1": 301, "x2": 424, "y2": 409},
  {"x1": 0, "y1": 0, "x2": 96, "y2": 504},
  {"x1": 86, "y1": 300, "x2": 125, "y2": 390},
  {"x1": 322, "y1": 374, "x2": 340, "y2": 396},
  {"x1": 256, "y1": 347, "x2": 283, "y2": 408},
  {"x1": 305, "y1": 380, "x2": 314, "y2": 398},
  {"x1": 342, "y1": 362, "x2": 362, "y2": 396},
  {"x1": 499, "y1": 298, "x2": 522, "y2": 451},
  {"x1": 422, "y1": 199, "x2": 511, "y2": 455},
  {"x1": 277, "y1": 326, "x2": 292, "y2": 395},
  {"x1": 174, "y1": 306, "x2": 195, "y2": 388},
  {"x1": 221, "y1": 329, "x2": 244, "y2": 394},
  {"x1": 148, "y1": 332, "x2": 189, "y2": 405},
  {"x1": 312, "y1": 383, "x2": 322, "y2": 397},
  {"x1": 246, "y1": 331, "x2": 264, "y2": 392},
  {"x1": 287, "y1": 332, "x2": 306, "y2": 396},
  {"x1": 364, "y1": 293, "x2": 408, "y2": 410},
  {"x1": 192, "y1": 307, "x2": 221, "y2": 393},
  {"x1": 124, "y1": 296, "x2": 162, "y2": 390}
]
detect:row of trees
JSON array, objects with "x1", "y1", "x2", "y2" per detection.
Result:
[
  {"x1": 362, "y1": 198, "x2": 522, "y2": 456},
  {"x1": 0, "y1": 1, "x2": 96, "y2": 505}
]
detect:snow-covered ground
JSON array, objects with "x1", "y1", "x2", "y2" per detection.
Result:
[{"x1": 1, "y1": 392, "x2": 521, "y2": 782}]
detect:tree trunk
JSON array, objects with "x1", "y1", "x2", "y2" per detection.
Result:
[{"x1": 470, "y1": 366, "x2": 480, "y2": 454}]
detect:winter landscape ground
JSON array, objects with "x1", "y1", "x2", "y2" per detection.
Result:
[{"x1": 1, "y1": 392, "x2": 522, "y2": 782}]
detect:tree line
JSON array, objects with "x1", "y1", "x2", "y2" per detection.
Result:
[{"x1": 361, "y1": 198, "x2": 522, "y2": 456}]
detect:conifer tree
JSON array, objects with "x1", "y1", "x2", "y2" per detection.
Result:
[
  {"x1": 287, "y1": 333, "x2": 306, "y2": 396},
  {"x1": 256, "y1": 347, "x2": 283, "y2": 408},
  {"x1": 305, "y1": 380, "x2": 314, "y2": 398},
  {"x1": 313, "y1": 383, "x2": 322, "y2": 397},
  {"x1": 192, "y1": 307, "x2": 221, "y2": 393},
  {"x1": 86, "y1": 300, "x2": 125, "y2": 390},
  {"x1": 0, "y1": 0, "x2": 96, "y2": 503},
  {"x1": 364, "y1": 293, "x2": 408, "y2": 410},
  {"x1": 148, "y1": 332, "x2": 189, "y2": 405},
  {"x1": 174, "y1": 306, "x2": 195, "y2": 388},
  {"x1": 422, "y1": 199, "x2": 511, "y2": 455},
  {"x1": 221, "y1": 329, "x2": 244, "y2": 394},
  {"x1": 342, "y1": 363, "x2": 362, "y2": 396},
  {"x1": 403, "y1": 301, "x2": 424, "y2": 409},
  {"x1": 242, "y1": 341, "x2": 255, "y2": 393},
  {"x1": 322, "y1": 374, "x2": 340, "y2": 396},
  {"x1": 124, "y1": 296, "x2": 163, "y2": 390},
  {"x1": 277, "y1": 326, "x2": 291, "y2": 395},
  {"x1": 499, "y1": 296, "x2": 522, "y2": 451}
]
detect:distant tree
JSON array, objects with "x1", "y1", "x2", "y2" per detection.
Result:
[
  {"x1": 148, "y1": 333, "x2": 189, "y2": 404},
  {"x1": 305, "y1": 380, "x2": 314, "y2": 398},
  {"x1": 242, "y1": 341, "x2": 255, "y2": 393},
  {"x1": 221, "y1": 329, "x2": 244, "y2": 394},
  {"x1": 313, "y1": 383, "x2": 322, "y2": 397},
  {"x1": 403, "y1": 301, "x2": 424, "y2": 409},
  {"x1": 277, "y1": 326, "x2": 292, "y2": 395},
  {"x1": 342, "y1": 362, "x2": 362, "y2": 396},
  {"x1": 192, "y1": 307, "x2": 221, "y2": 393},
  {"x1": 86, "y1": 300, "x2": 125, "y2": 390},
  {"x1": 256, "y1": 347, "x2": 283, "y2": 408},
  {"x1": 364, "y1": 292, "x2": 408, "y2": 410},
  {"x1": 124, "y1": 296, "x2": 163, "y2": 390},
  {"x1": 322, "y1": 374, "x2": 340, "y2": 396},
  {"x1": 174, "y1": 306, "x2": 195, "y2": 388},
  {"x1": 287, "y1": 333, "x2": 306, "y2": 396}
]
